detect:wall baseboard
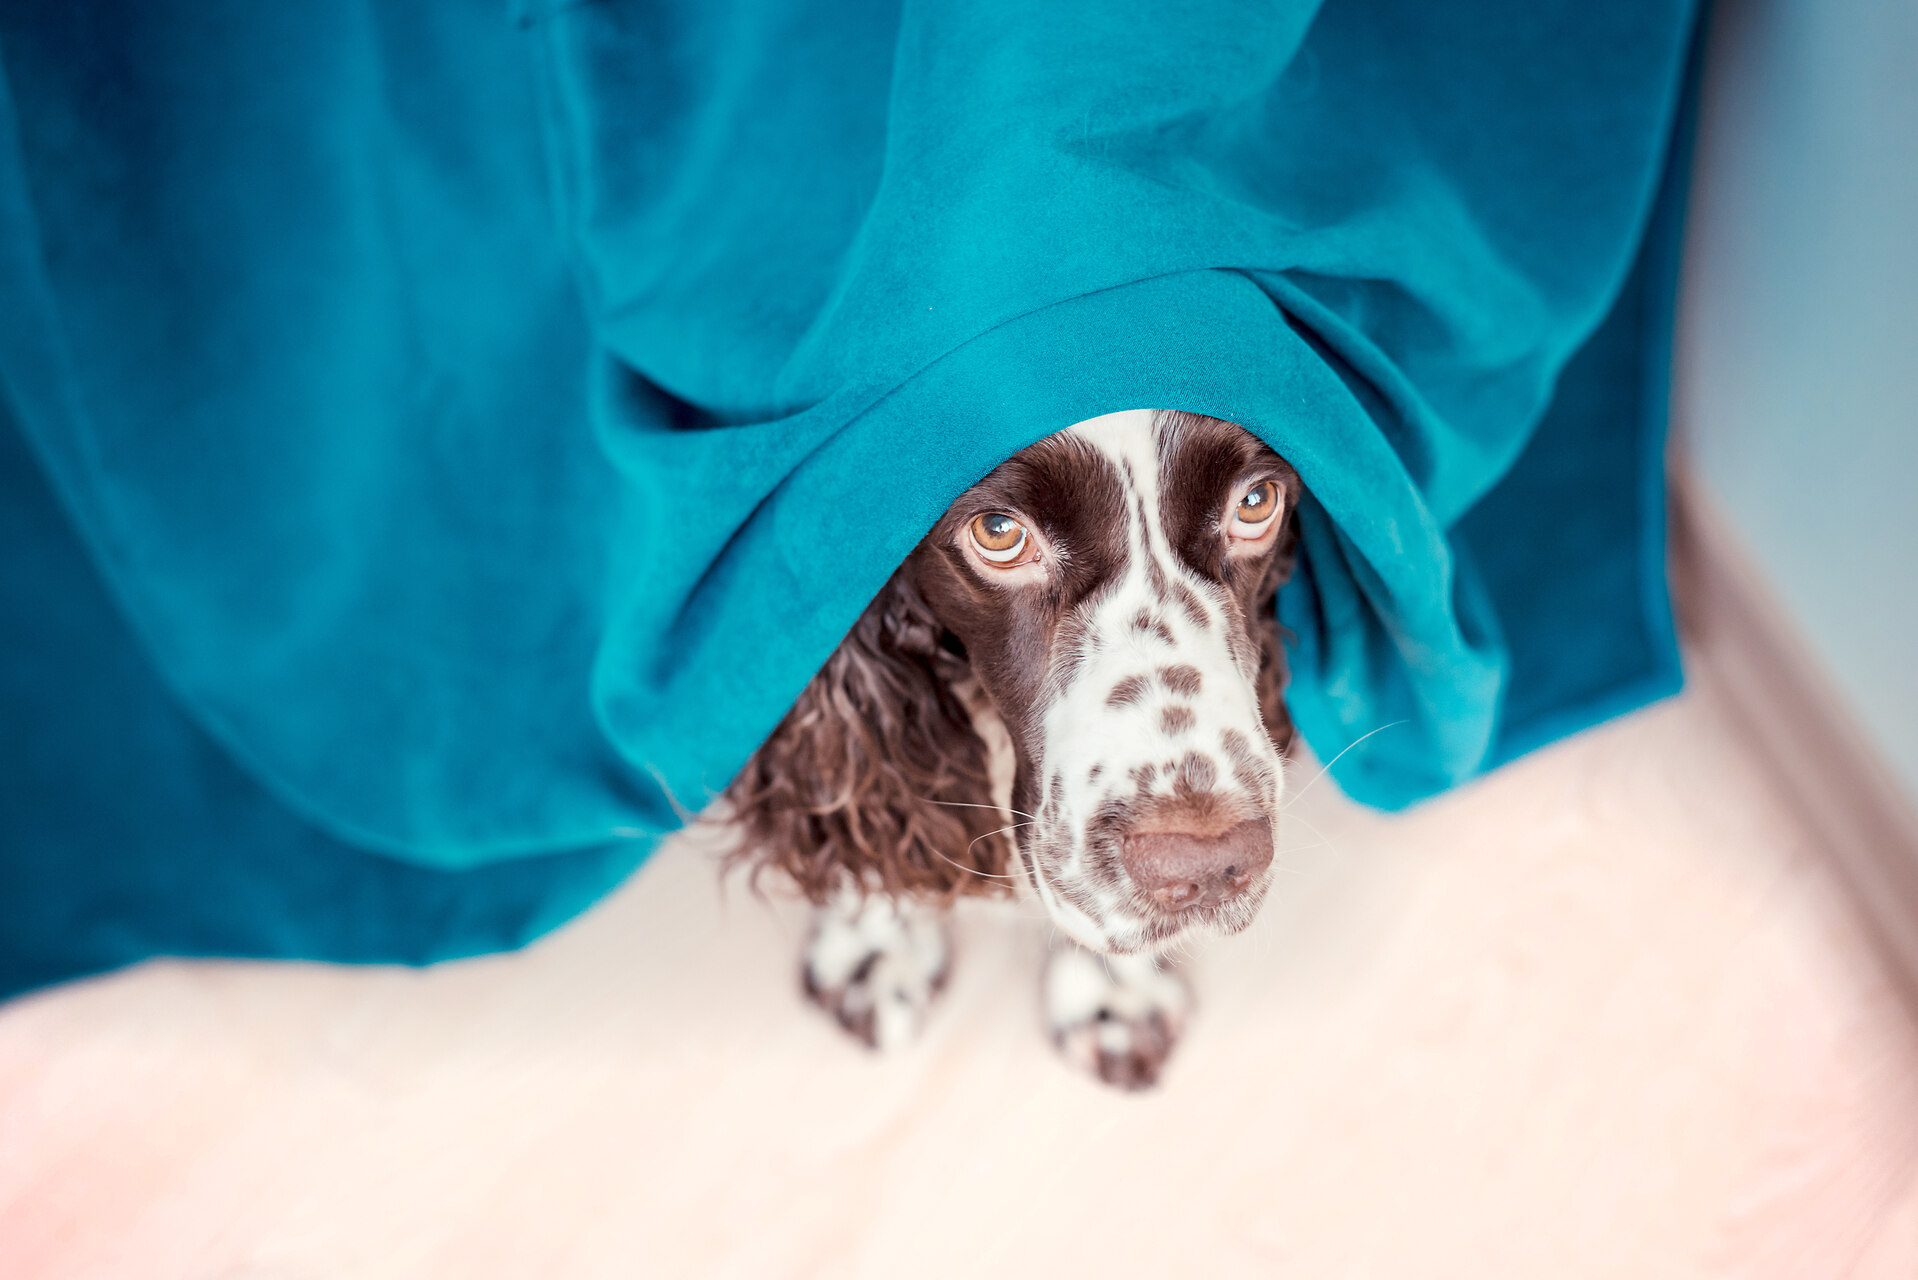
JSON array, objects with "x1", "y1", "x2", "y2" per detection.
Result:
[{"x1": 1668, "y1": 468, "x2": 1918, "y2": 1006}]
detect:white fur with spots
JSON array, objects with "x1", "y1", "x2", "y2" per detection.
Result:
[
  {"x1": 1023, "y1": 410, "x2": 1287, "y2": 954},
  {"x1": 794, "y1": 409, "x2": 1287, "y2": 1088}
]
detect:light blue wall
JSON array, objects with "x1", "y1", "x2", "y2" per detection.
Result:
[{"x1": 1676, "y1": 0, "x2": 1918, "y2": 801}]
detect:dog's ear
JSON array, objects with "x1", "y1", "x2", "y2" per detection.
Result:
[{"x1": 725, "y1": 572, "x2": 1010, "y2": 902}]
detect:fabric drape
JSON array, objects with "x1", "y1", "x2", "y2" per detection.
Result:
[{"x1": 0, "y1": 0, "x2": 1696, "y2": 994}]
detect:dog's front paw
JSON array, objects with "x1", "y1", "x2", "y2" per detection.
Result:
[
  {"x1": 1044, "y1": 946, "x2": 1191, "y2": 1091},
  {"x1": 802, "y1": 895, "x2": 950, "y2": 1052}
]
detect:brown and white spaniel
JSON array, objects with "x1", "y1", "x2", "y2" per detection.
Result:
[{"x1": 725, "y1": 408, "x2": 1303, "y2": 1089}]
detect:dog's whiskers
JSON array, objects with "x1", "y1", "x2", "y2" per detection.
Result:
[
  {"x1": 965, "y1": 821, "x2": 1032, "y2": 859},
  {"x1": 1279, "y1": 719, "x2": 1408, "y2": 810},
  {"x1": 933, "y1": 824, "x2": 1032, "y2": 883},
  {"x1": 929, "y1": 799, "x2": 1039, "y2": 822}
]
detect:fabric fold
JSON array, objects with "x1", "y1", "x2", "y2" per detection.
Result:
[{"x1": 1, "y1": 0, "x2": 1695, "y2": 992}]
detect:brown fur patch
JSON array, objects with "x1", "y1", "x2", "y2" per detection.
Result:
[
  {"x1": 1170, "y1": 580, "x2": 1210, "y2": 629},
  {"x1": 1128, "y1": 610, "x2": 1175, "y2": 646},
  {"x1": 1220, "y1": 727, "x2": 1272, "y2": 795},
  {"x1": 1159, "y1": 705, "x2": 1196, "y2": 735},
  {"x1": 1107, "y1": 674, "x2": 1150, "y2": 708},
  {"x1": 1124, "y1": 789, "x2": 1253, "y2": 838},
  {"x1": 1172, "y1": 752, "x2": 1218, "y2": 796},
  {"x1": 1159, "y1": 664, "x2": 1203, "y2": 697}
]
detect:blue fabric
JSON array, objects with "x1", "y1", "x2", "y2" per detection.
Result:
[{"x1": 0, "y1": 0, "x2": 1695, "y2": 995}]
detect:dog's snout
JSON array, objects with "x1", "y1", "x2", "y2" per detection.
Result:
[{"x1": 1119, "y1": 817, "x2": 1273, "y2": 912}]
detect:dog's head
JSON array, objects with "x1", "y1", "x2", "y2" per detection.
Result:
[{"x1": 730, "y1": 409, "x2": 1303, "y2": 955}]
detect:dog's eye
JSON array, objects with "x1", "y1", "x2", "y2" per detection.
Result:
[
  {"x1": 1230, "y1": 481, "x2": 1282, "y2": 539},
  {"x1": 969, "y1": 512, "x2": 1029, "y2": 564}
]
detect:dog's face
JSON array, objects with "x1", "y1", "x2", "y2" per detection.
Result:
[{"x1": 906, "y1": 410, "x2": 1301, "y2": 953}]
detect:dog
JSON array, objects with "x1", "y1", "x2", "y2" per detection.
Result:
[{"x1": 724, "y1": 408, "x2": 1303, "y2": 1088}]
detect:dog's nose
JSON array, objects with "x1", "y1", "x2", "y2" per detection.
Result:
[{"x1": 1119, "y1": 818, "x2": 1273, "y2": 912}]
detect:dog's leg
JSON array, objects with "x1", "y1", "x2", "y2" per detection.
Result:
[
  {"x1": 1043, "y1": 943, "x2": 1191, "y2": 1090},
  {"x1": 802, "y1": 892, "x2": 950, "y2": 1052}
]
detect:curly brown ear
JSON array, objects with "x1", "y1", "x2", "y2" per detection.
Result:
[{"x1": 725, "y1": 572, "x2": 1011, "y2": 903}]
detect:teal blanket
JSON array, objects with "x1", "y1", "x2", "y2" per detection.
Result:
[{"x1": 0, "y1": 1, "x2": 1695, "y2": 994}]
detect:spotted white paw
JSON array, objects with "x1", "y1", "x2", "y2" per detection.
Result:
[
  {"x1": 1044, "y1": 945, "x2": 1192, "y2": 1090},
  {"x1": 802, "y1": 895, "x2": 950, "y2": 1052}
]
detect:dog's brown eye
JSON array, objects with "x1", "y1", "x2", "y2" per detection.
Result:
[
  {"x1": 969, "y1": 512, "x2": 1029, "y2": 564},
  {"x1": 1230, "y1": 481, "x2": 1282, "y2": 539}
]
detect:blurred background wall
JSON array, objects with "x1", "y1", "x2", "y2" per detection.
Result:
[{"x1": 1676, "y1": 0, "x2": 1918, "y2": 806}]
